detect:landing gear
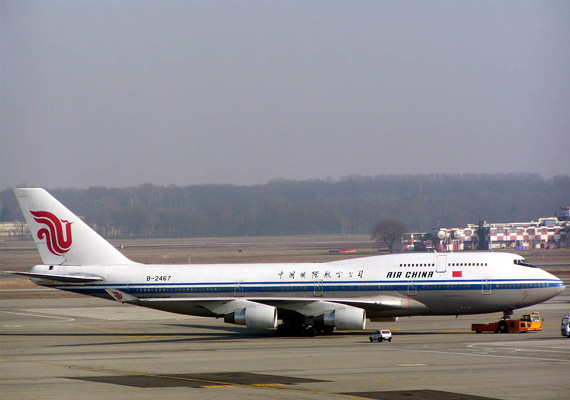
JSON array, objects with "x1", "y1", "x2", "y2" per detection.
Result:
[
  {"x1": 320, "y1": 326, "x2": 335, "y2": 335},
  {"x1": 498, "y1": 310, "x2": 513, "y2": 333},
  {"x1": 276, "y1": 319, "x2": 335, "y2": 337},
  {"x1": 497, "y1": 320, "x2": 509, "y2": 333},
  {"x1": 276, "y1": 322, "x2": 295, "y2": 336},
  {"x1": 501, "y1": 309, "x2": 513, "y2": 320},
  {"x1": 304, "y1": 326, "x2": 317, "y2": 337}
]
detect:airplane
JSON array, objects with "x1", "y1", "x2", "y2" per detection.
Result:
[{"x1": 8, "y1": 188, "x2": 566, "y2": 336}]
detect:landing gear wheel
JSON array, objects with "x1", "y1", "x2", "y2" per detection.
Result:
[
  {"x1": 322, "y1": 326, "x2": 334, "y2": 335},
  {"x1": 276, "y1": 324, "x2": 288, "y2": 336},
  {"x1": 498, "y1": 320, "x2": 508, "y2": 333},
  {"x1": 304, "y1": 326, "x2": 317, "y2": 337}
]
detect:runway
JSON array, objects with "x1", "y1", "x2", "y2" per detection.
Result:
[{"x1": 1, "y1": 293, "x2": 569, "y2": 400}]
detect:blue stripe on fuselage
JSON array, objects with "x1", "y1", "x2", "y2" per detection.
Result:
[{"x1": 53, "y1": 278, "x2": 563, "y2": 296}]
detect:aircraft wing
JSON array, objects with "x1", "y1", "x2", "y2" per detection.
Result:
[
  {"x1": 123, "y1": 294, "x2": 426, "y2": 317},
  {"x1": 101, "y1": 290, "x2": 427, "y2": 330}
]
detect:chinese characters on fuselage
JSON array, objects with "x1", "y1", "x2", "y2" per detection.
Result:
[{"x1": 278, "y1": 270, "x2": 364, "y2": 280}]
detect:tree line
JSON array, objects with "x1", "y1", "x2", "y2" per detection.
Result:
[{"x1": 1, "y1": 174, "x2": 568, "y2": 239}]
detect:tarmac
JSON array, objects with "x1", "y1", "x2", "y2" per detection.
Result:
[{"x1": 1, "y1": 291, "x2": 569, "y2": 400}]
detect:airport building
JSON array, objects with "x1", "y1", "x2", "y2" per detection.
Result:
[
  {"x1": 0, "y1": 222, "x2": 30, "y2": 238},
  {"x1": 402, "y1": 206, "x2": 570, "y2": 252}
]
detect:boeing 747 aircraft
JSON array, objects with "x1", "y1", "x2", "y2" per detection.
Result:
[{"x1": 9, "y1": 188, "x2": 565, "y2": 336}]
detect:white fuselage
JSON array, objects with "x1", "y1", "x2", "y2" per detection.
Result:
[{"x1": 30, "y1": 252, "x2": 565, "y2": 319}]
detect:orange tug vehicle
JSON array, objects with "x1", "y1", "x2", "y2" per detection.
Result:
[{"x1": 472, "y1": 312, "x2": 542, "y2": 334}]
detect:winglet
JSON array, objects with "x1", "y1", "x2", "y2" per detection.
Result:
[{"x1": 105, "y1": 288, "x2": 139, "y2": 303}]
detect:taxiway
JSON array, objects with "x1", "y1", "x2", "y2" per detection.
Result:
[{"x1": 1, "y1": 293, "x2": 569, "y2": 400}]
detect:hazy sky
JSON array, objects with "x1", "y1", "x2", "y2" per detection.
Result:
[{"x1": 2, "y1": 1, "x2": 569, "y2": 190}]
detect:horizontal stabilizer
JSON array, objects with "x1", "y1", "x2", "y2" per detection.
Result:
[{"x1": 5, "y1": 271, "x2": 103, "y2": 284}]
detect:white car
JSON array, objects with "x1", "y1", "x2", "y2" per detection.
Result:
[{"x1": 369, "y1": 329, "x2": 392, "y2": 342}]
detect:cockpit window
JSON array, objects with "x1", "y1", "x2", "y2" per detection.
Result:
[{"x1": 514, "y1": 258, "x2": 535, "y2": 268}]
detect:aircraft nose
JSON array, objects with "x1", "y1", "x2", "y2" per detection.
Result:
[
  {"x1": 555, "y1": 279, "x2": 566, "y2": 294},
  {"x1": 540, "y1": 269, "x2": 565, "y2": 299},
  {"x1": 548, "y1": 272, "x2": 565, "y2": 296}
]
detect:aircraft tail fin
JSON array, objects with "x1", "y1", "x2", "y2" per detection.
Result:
[{"x1": 14, "y1": 188, "x2": 134, "y2": 266}]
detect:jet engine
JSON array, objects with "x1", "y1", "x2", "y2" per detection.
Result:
[
  {"x1": 224, "y1": 304, "x2": 278, "y2": 329},
  {"x1": 316, "y1": 307, "x2": 366, "y2": 330}
]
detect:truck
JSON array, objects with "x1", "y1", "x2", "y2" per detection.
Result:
[
  {"x1": 519, "y1": 312, "x2": 542, "y2": 331},
  {"x1": 562, "y1": 315, "x2": 570, "y2": 337},
  {"x1": 472, "y1": 312, "x2": 542, "y2": 334}
]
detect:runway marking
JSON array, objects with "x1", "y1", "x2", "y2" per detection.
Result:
[
  {"x1": 344, "y1": 389, "x2": 497, "y2": 400},
  {"x1": 0, "y1": 310, "x2": 75, "y2": 322},
  {"x1": 467, "y1": 343, "x2": 570, "y2": 354},
  {"x1": 66, "y1": 323, "x2": 191, "y2": 339},
  {"x1": 252, "y1": 383, "x2": 286, "y2": 387},
  {"x1": 397, "y1": 364, "x2": 428, "y2": 367},
  {"x1": 395, "y1": 347, "x2": 570, "y2": 363},
  {"x1": 67, "y1": 323, "x2": 134, "y2": 335},
  {"x1": 201, "y1": 385, "x2": 233, "y2": 388}
]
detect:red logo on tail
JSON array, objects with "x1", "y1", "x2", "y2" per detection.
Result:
[{"x1": 30, "y1": 211, "x2": 73, "y2": 256}]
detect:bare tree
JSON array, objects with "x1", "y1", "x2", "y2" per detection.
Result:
[{"x1": 372, "y1": 219, "x2": 407, "y2": 253}]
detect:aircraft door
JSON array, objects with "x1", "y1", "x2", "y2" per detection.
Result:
[
  {"x1": 234, "y1": 281, "x2": 244, "y2": 297},
  {"x1": 314, "y1": 280, "x2": 324, "y2": 297},
  {"x1": 436, "y1": 255, "x2": 447, "y2": 273},
  {"x1": 482, "y1": 280, "x2": 492, "y2": 295},
  {"x1": 407, "y1": 281, "x2": 417, "y2": 296}
]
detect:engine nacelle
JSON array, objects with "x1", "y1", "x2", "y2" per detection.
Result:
[
  {"x1": 224, "y1": 304, "x2": 278, "y2": 329},
  {"x1": 320, "y1": 307, "x2": 366, "y2": 330}
]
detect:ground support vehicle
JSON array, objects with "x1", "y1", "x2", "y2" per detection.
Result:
[
  {"x1": 520, "y1": 312, "x2": 542, "y2": 331},
  {"x1": 369, "y1": 330, "x2": 392, "y2": 342},
  {"x1": 472, "y1": 312, "x2": 542, "y2": 334},
  {"x1": 562, "y1": 315, "x2": 570, "y2": 337}
]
